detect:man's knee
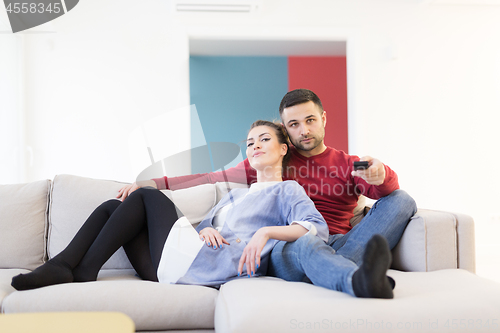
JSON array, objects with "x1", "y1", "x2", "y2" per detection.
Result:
[
  {"x1": 380, "y1": 190, "x2": 417, "y2": 215},
  {"x1": 268, "y1": 237, "x2": 321, "y2": 281},
  {"x1": 390, "y1": 190, "x2": 417, "y2": 216}
]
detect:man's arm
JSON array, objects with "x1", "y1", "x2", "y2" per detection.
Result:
[
  {"x1": 117, "y1": 159, "x2": 257, "y2": 201},
  {"x1": 153, "y1": 159, "x2": 256, "y2": 190}
]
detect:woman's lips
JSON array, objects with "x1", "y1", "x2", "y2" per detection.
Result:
[{"x1": 253, "y1": 152, "x2": 264, "y2": 157}]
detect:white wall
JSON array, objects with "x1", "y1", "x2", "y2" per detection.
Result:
[
  {"x1": 0, "y1": 14, "x2": 24, "y2": 184},
  {"x1": 21, "y1": 0, "x2": 191, "y2": 183},
  {"x1": 7, "y1": 0, "x2": 500, "y2": 281}
]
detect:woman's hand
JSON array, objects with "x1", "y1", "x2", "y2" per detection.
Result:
[
  {"x1": 117, "y1": 180, "x2": 157, "y2": 201},
  {"x1": 117, "y1": 183, "x2": 140, "y2": 201},
  {"x1": 238, "y1": 228, "x2": 270, "y2": 277},
  {"x1": 237, "y1": 224, "x2": 308, "y2": 277},
  {"x1": 199, "y1": 227, "x2": 230, "y2": 250}
]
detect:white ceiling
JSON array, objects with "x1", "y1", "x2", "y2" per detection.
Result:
[
  {"x1": 189, "y1": 39, "x2": 347, "y2": 56},
  {"x1": 428, "y1": 0, "x2": 500, "y2": 4}
]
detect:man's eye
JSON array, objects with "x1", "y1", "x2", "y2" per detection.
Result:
[
  {"x1": 290, "y1": 123, "x2": 297, "y2": 127},
  {"x1": 307, "y1": 119, "x2": 314, "y2": 123}
]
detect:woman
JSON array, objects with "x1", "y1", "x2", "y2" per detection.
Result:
[{"x1": 12, "y1": 120, "x2": 328, "y2": 290}]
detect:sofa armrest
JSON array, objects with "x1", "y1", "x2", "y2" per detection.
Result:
[{"x1": 391, "y1": 209, "x2": 476, "y2": 273}]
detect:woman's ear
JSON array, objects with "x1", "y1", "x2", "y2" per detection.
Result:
[{"x1": 281, "y1": 144, "x2": 288, "y2": 156}]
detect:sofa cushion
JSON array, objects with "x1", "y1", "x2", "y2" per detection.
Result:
[
  {"x1": 161, "y1": 183, "x2": 217, "y2": 224},
  {"x1": 48, "y1": 175, "x2": 133, "y2": 269},
  {"x1": 0, "y1": 269, "x2": 31, "y2": 306},
  {"x1": 391, "y1": 209, "x2": 459, "y2": 272},
  {"x1": 214, "y1": 269, "x2": 500, "y2": 333},
  {"x1": 215, "y1": 182, "x2": 250, "y2": 202},
  {"x1": 0, "y1": 180, "x2": 50, "y2": 270},
  {"x1": 2, "y1": 273, "x2": 218, "y2": 331}
]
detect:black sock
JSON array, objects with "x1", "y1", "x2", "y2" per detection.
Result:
[
  {"x1": 388, "y1": 276, "x2": 396, "y2": 290},
  {"x1": 352, "y1": 234, "x2": 393, "y2": 299},
  {"x1": 11, "y1": 258, "x2": 74, "y2": 290}
]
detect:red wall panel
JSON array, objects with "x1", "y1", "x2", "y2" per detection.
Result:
[{"x1": 288, "y1": 57, "x2": 348, "y2": 153}]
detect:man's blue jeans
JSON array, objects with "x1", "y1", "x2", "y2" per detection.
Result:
[{"x1": 267, "y1": 190, "x2": 417, "y2": 296}]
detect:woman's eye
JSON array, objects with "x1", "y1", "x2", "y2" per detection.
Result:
[
  {"x1": 261, "y1": 138, "x2": 270, "y2": 142},
  {"x1": 247, "y1": 142, "x2": 254, "y2": 147}
]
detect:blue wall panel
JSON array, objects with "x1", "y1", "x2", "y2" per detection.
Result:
[{"x1": 190, "y1": 56, "x2": 288, "y2": 166}]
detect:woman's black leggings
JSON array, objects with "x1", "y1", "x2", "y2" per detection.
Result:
[{"x1": 59, "y1": 187, "x2": 180, "y2": 282}]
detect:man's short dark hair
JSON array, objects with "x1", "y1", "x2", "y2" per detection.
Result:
[{"x1": 278, "y1": 89, "x2": 324, "y2": 118}]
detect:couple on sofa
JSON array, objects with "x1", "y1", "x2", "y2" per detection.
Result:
[{"x1": 12, "y1": 89, "x2": 417, "y2": 299}]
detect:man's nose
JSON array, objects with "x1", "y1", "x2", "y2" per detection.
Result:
[{"x1": 300, "y1": 124, "x2": 310, "y2": 136}]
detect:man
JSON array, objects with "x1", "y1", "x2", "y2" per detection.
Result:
[{"x1": 118, "y1": 89, "x2": 417, "y2": 298}]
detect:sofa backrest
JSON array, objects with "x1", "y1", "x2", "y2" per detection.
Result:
[
  {"x1": 48, "y1": 175, "x2": 133, "y2": 269},
  {"x1": 0, "y1": 174, "x2": 368, "y2": 271},
  {"x1": 0, "y1": 180, "x2": 50, "y2": 270}
]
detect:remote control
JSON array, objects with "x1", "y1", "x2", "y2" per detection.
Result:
[{"x1": 353, "y1": 161, "x2": 369, "y2": 170}]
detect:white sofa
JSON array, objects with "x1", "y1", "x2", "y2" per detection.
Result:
[{"x1": 1, "y1": 174, "x2": 500, "y2": 332}]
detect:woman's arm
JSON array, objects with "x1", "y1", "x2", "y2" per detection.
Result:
[
  {"x1": 117, "y1": 159, "x2": 256, "y2": 200},
  {"x1": 237, "y1": 224, "x2": 308, "y2": 277},
  {"x1": 261, "y1": 224, "x2": 309, "y2": 242}
]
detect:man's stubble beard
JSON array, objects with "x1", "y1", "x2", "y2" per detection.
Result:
[{"x1": 289, "y1": 128, "x2": 325, "y2": 152}]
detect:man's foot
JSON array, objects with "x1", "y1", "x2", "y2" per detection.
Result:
[
  {"x1": 11, "y1": 259, "x2": 74, "y2": 291},
  {"x1": 388, "y1": 276, "x2": 396, "y2": 290},
  {"x1": 351, "y1": 234, "x2": 393, "y2": 299}
]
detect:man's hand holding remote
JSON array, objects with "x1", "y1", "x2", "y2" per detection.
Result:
[{"x1": 352, "y1": 156, "x2": 386, "y2": 186}]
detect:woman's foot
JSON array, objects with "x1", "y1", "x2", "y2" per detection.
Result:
[
  {"x1": 11, "y1": 259, "x2": 74, "y2": 290},
  {"x1": 351, "y1": 234, "x2": 394, "y2": 299}
]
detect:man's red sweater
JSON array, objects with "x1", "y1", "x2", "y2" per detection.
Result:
[{"x1": 153, "y1": 147, "x2": 399, "y2": 235}]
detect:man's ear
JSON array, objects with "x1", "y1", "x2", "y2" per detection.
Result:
[{"x1": 322, "y1": 111, "x2": 327, "y2": 127}]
